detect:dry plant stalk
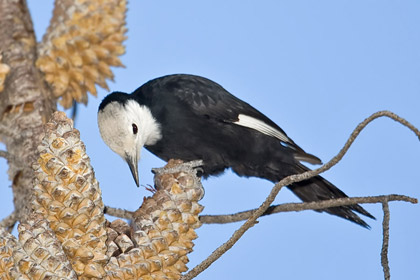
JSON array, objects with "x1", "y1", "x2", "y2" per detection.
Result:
[{"x1": 36, "y1": 0, "x2": 127, "y2": 108}]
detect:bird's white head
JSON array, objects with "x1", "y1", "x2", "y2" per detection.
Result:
[{"x1": 97, "y1": 96, "x2": 161, "y2": 186}]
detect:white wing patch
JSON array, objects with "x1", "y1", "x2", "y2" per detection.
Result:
[{"x1": 233, "y1": 114, "x2": 291, "y2": 144}]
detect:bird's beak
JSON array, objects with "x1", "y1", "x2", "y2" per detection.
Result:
[{"x1": 125, "y1": 154, "x2": 139, "y2": 187}]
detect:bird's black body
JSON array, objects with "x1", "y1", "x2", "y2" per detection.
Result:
[{"x1": 99, "y1": 74, "x2": 374, "y2": 227}]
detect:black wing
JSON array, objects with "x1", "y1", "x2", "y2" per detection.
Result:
[
  {"x1": 141, "y1": 74, "x2": 275, "y2": 122},
  {"x1": 135, "y1": 74, "x2": 321, "y2": 164}
]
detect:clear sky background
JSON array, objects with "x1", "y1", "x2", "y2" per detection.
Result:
[{"x1": 0, "y1": 1, "x2": 419, "y2": 279}]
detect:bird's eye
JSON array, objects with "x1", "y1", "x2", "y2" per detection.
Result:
[{"x1": 132, "y1": 123, "x2": 138, "y2": 135}]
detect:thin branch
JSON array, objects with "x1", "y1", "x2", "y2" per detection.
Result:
[
  {"x1": 381, "y1": 201, "x2": 391, "y2": 280},
  {"x1": 105, "y1": 194, "x2": 418, "y2": 225},
  {"x1": 199, "y1": 194, "x2": 417, "y2": 224},
  {"x1": 0, "y1": 150, "x2": 25, "y2": 169},
  {"x1": 0, "y1": 211, "x2": 17, "y2": 232},
  {"x1": 0, "y1": 150, "x2": 9, "y2": 160},
  {"x1": 104, "y1": 206, "x2": 134, "y2": 220},
  {"x1": 182, "y1": 110, "x2": 420, "y2": 280}
]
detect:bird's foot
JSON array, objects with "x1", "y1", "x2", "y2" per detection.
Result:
[
  {"x1": 141, "y1": 184, "x2": 157, "y2": 193},
  {"x1": 152, "y1": 159, "x2": 204, "y2": 176}
]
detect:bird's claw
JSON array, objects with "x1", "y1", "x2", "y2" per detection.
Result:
[
  {"x1": 141, "y1": 184, "x2": 156, "y2": 193},
  {"x1": 152, "y1": 160, "x2": 204, "y2": 176}
]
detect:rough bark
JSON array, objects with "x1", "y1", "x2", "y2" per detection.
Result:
[{"x1": 0, "y1": 0, "x2": 56, "y2": 222}]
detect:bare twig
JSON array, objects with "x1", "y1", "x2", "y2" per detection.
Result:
[
  {"x1": 105, "y1": 194, "x2": 418, "y2": 225},
  {"x1": 0, "y1": 211, "x2": 17, "y2": 232},
  {"x1": 0, "y1": 150, "x2": 9, "y2": 160},
  {"x1": 381, "y1": 201, "x2": 391, "y2": 280},
  {"x1": 182, "y1": 110, "x2": 420, "y2": 280},
  {"x1": 104, "y1": 206, "x2": 134, "y2": 220},
  {"x1": 0, "y1": 150, "x2": 25, "y2": 170},
  {"x1": 200, "y1": 194, "x2": 417, "y2": 224}
]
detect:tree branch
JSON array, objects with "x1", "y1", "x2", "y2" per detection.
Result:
[
  {"x1": 381, "y1": 201, "x2": 391, "y2": 280},
  {"x1": 104, "y1": 206, "x2": 134, "y2": 220},
  {"x1": 181, "y1": 110, "x2": 420, "y2": 280},
  {"x1": 104, "y1": 194, "x2": 417, "y2": 226},
  {"x1": 0, "y1": 150, "x2": 9, "y2": 160},
  {"x1": 0, "y1": 0, "x2": 55, "y2": 222},
  {"x1": 199, "y1": 195, "x2": 417, "y2": 224},
  {"x1": 0, "y1": 211, "x2": 17, "y2": 232}
]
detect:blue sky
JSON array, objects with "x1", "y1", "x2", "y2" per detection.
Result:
[{"x1": 0, "y1": 1, "x2": 419, "y2": 279}]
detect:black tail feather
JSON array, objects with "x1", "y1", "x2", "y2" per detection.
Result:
[{"x1": 287, "y1": 166, "x2": 375, "y2": 228}]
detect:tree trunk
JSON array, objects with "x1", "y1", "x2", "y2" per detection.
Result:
[{"x1": 0, "y1": 0, "x2": 56, "y2": 222}]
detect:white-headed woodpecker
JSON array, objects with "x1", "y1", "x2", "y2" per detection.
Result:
[{"x1": 98, "y1": 74, "x2": 374, "y2": 228}]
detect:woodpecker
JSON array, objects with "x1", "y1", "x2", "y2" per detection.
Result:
[{"x1": 98, "y1": 74, "x2": 374, "y2": 227}]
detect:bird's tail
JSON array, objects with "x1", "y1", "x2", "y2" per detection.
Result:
[{"x1": 286, "y1": 164, "x2": 375, "y2": 228}]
